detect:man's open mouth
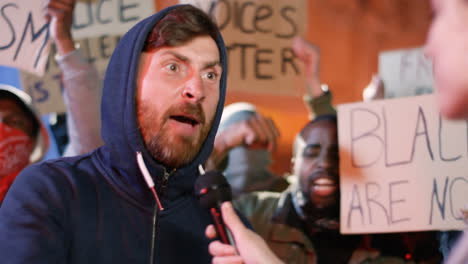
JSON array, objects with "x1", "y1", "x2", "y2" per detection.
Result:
[
  {"x1": 311, "y1": 178, "x2": 338, "y2": 196},
  {"x1": 170, "y1": 115, "x2": 200, "y2": 126}
]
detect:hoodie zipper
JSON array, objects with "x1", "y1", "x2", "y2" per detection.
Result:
[
  {"x1": 149, "y1": 205, "x2": 158, "y2": 264},
  {"x1": 136, "y1": 152, "x2": 175, "y2": 264},
  {"x1": 148, "y1": 168, "x2": 175, "y2": 264},
  {"x1": 160, "y1": 168, "x2": 174, "y2": 196}
]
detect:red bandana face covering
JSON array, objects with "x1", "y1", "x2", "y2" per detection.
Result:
[{"x1": 0, "y1": 123, "x2": 34, "y2": 202}]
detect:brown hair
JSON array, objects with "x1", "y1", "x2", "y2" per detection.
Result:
[{"x1": 143, "y1": 5, "x2": 219, "y2": 52}]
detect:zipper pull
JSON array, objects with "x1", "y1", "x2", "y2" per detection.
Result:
[{"x1": 160, "y1": 168, "x2": 174, "y2": 198}]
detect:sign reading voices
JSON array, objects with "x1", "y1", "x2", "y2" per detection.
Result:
[
  {"x1": 338, "y1": 94, "x2": 468, "y2": 234},
  {"x1": 181, "y1": 0, "x2": 308, "y2": 95}
]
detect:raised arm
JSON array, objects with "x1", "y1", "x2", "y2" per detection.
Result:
[
  {"x1": 292, "y1": 37, "x2": 336, "y2": 119},
  {"x1": 46, "y1": 0, "x2": 103, "y2": 156}
]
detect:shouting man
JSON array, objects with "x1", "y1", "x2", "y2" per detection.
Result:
[{"x1": 0, "y1": 5, "x2": 227, "y2": 263}]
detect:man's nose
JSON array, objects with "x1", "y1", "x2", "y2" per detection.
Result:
[
  {"x1": 317, "y1": 151, "x2": 335, "y2": 169},
  {"x1": 182, "y1": 74, "x2": 205, "y2": 103}
]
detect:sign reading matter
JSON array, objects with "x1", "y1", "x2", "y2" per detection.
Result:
[
  {"x1": 379, "y1": 47, "x2": 434, "y2": 99},
  {"x1": 21, "y1": 35, "x2": 121, "y2": 114},
  {"x1": 181, "y1": 0, "x2": 308, "y2": 95},
  {"x1": 0, "y1": 0, "x2": 51, "y2": 76},
  {"x1": 72, "y1": 0, "x2": 155, "y2": 39},
  {"x1": 338, "y1": 94, "x2": 468, "y2": 234}
]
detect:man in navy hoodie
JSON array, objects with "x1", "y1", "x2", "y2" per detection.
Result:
[{"x1": 0, "y1": 5, "x2": 227, "y2": 263}]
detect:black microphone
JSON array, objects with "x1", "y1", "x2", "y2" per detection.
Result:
[{"x1": 194, "y1": 169, "x2": 236, "y2": 247}]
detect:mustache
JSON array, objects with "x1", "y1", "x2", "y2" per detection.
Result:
[{"x1": 165, "y1": 102, "x2": 206, "y2": 124}]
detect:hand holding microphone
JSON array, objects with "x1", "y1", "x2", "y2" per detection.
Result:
[
  {"x1": 195, "y1": 168, "x2": 236, "y2": 247},
  {"x1": 204, "y1": 202, "x2": 284, "y2": 264},
  {"x1": 196, "y1": 167, "x2": 283, "y2": 264}
]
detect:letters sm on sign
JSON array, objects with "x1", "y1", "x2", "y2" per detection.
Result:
[
  {"x1": 181, "y1": 0, "x2": 308, "y2": 95},
  {"x1": 0, "y1": 0, "x2": 51, "y2": 76},
  {"x1": 338, "y1": 94, "x2": 468, "y2": 234}
]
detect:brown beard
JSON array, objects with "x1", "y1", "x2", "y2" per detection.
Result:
[{"x1": 137, "y1": 100, "x2": 214, "y2": 168}]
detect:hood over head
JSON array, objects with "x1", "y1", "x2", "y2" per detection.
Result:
[
  {"x1": 97, "y1": 5, "x2": 227, "y2": 205},
  {"x1": 0, "y1": 84, "x2": 49, "y2": 163}
]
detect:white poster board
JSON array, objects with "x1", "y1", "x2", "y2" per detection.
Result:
[
  {"x1": 338, "y1": 94, "x2": 468, "y2": 234},
  {"x1": 72, "y1": 0, "x2": 155, "y2": 39},
  {"x1": 0, "y1": 0, "x2": 51, "y2": 76},
  {"x1": 20, "y1": 35, "x2": 121, "y2": 114},
  {"x1": 20, "y1": 0, "x2": 157, "y2": 114},
  {"x1": 180, "y1": 0, "x2": 308, "y2": 95},
  {"x1": 379, "y1": 47, "x2": 434, "y2": 99}
]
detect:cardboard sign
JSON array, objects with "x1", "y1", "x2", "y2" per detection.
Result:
[
  {"x1": 338, "y1": 94, "x2": 468, "y2": 234},
  {"x1": 379, "y1": 47, "x2": 434, "y2": 99},
  {"x1": 0, "y1": 0, "x2": 51, "y2": 76},
  {"x1": 72, "y1": 0, "x2": 155, "y2": 39},
  {"x1": 19, "y1": 0, "x2": 157, "y2": 114},
  {"x1": 180, "y1": 0, "x2": 308, "y2": 95},
  {"x1": 20, "y1": 35, "x2": 121, "y2": 114}
]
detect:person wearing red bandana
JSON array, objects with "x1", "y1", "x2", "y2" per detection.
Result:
[{"x1": 0, "y1": 85, "x2": 48, "y2": 204}]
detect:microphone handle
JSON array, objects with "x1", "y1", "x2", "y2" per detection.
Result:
[{"x1": 210, "y1": 208, "x2": 238, "y2": 254}]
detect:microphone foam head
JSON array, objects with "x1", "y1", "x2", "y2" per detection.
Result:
[{"x1": 194, "y1": 170, "x2": 232, "y2": 209}]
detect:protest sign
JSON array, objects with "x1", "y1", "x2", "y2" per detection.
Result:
[
  {"x1": 21, "y1": 35, "x2": 121, "y2": 114},
  {"x1": 338, "y1": 94, "x2": 468, "y2": 234},
  {"x1": 20, "y1": 0, "x2": 157, "y2": 114},
  {"x1": 0, "y1": 0, "x2": 51, "y2": 76},
  {"x1": 72, "y1": 0, "x2": 155, "y2": 39},
  {"x1": 180, "y1": 0, "x2": 308, "y2": 95},
  {"x1": 379, "y1": 47, "x2": 434, "y2": 99}
]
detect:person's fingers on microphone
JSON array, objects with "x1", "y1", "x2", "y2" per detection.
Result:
[
  {"x1": 209, "y1": 241, "x2": 237, "y2": 256},
  {"x1": 212, "y1": 256, "x2": 244, "y2": 264},
  {"x1": 221, "y1": 202, "x2": 244, "y2": 233},
  {"x1": 205, "y1": 225, "x2": 217, "y2": 239}
]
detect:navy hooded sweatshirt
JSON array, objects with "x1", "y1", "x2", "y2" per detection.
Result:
[{"x1": 0, "y1": 5, "x2": 228, "y2": 264}]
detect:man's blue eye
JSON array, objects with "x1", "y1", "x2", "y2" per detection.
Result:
[{"x1": 207, "y1": 72, "x2": 216, "y2": 79}]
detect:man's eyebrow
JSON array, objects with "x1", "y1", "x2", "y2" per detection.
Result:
[
  {"x1": 161, "y1": 51, "x2": 189, "y2": 62},
  {"x1": 161, "y1": 51, "x2": 221, "y2": 70},
  {"x1": 305, "y1": 143, "x2": 339, "y2": 148},
  {"x1": 204, "y1": 60, "x2": 221, "y2": 70},
  {"x1": 305, "y1": 144, "x2": 321, "y2": 149}
]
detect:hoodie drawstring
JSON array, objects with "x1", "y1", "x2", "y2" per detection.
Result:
[
  {"x1": 136, "y1": 152, "x2": 164, "y2": 210},
  {"x1": 136, "y1": 152, "x2": 164, "y2": 264}
]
